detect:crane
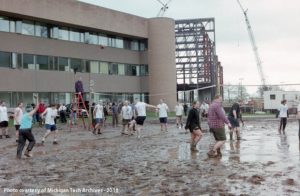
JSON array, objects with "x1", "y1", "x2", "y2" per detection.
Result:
[
  {"x1": 155, "y1": 0, "x2": 173, "y2": 17},
  {"x1": 236, "y1": 0, "x2": 267, "y2": 89}
]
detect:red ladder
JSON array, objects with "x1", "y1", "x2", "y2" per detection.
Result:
[{"x1": 69, "y1": 93, "x2": 90, "y2": 130}]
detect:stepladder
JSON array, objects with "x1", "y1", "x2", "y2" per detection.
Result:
[{"x1": 69, "y1": 93, "x2": 90, "y2": 130}]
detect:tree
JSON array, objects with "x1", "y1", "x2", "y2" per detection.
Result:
[{"x1": 223, "y1": 83, "x2": 249, "y2": 103}]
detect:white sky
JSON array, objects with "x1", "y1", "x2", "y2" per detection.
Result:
[{"x1": 79, "y1": 0, "x2": 300, "y2": 95}]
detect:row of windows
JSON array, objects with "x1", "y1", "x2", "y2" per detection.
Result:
[
  {"x1": 0, "y1": 51, "x2": 149, "y2": 76},
  {"x1": 0, "y1": 16, "x2": 147, "y2": 51}
]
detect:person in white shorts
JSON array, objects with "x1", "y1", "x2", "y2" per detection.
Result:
[
  {"x1": 0, "y1": 101, "x2": 10, "y2": 139},
  {"x1": 121, "y1": 100, "x2": 133, "y2": 135},
  {"x1": 14, "y1": 102, "x2": 23, "y2": 143},
  {"x1": 93, "y1": 101, "x2": 104, "y2": 135},
  {"x1": 41, "y1": 104, "x2": 58, "y2": 145}
]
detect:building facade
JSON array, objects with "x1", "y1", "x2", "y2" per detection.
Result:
[{"x1": 0, "y1": 0, "x2": 177, "y2": 108}]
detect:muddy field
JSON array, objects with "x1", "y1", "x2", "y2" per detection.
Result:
[{"x1": 1, "y1": 118, "x2": 300, "y2": 195}]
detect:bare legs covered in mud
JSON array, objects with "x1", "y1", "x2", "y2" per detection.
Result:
[
  {"x1": 190, "y1": 129, "x2": 202, "y2": 152},
  {"x1": 230, "y1": 127, "x2": 241, "y2": 140}
]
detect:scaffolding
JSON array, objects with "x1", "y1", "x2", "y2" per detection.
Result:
[{"x1": 175, "y1": 18, "x2": 223, "y2": 103}]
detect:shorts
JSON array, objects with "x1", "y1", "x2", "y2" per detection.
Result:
[
  {"x1": 190, "y1": 125, "x2": 201, "y2": 133},
  {"x1": 0, "y1": 121, "x2": 8, "y2": 128},
  {"x1": 210, "y1": 127, "x2": 226, "y2": 141},
  {"x1": 45, "y1": 124, "x2": 57, "y2": 131},
  {"x1": 228, "y1": 116, "x2": 240, "y2": 128},
  {"x1": 95, "y1": 118, "x2": 103, "y2": 124},
  {"x1": 122, "y1": 119, "x2": 131, "y2": 125},
  {"x1": 15, "y1": 125, "x2": 21, "y2": 131},
  {"x1": 176, "y1": 115, "x2": 182, "y2": 118},
  {"x1": 136, "y1": 116, "x2": 146, "y2": 125},
  {"x1": 159, "y1": 117, "x2": 168, "y2": 124}
]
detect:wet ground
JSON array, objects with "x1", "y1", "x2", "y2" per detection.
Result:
[{"x1": 1, "y1": 118, "x2": 300, "y2": 195}]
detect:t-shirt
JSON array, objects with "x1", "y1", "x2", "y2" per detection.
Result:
[
  {"x1": 121, "y1": 105, "x2": 133, "y2": 120},
  {"x1": 44, "y1": 108, "x2": 56, "y2": 125},
  {"x1": 157, "y1": 103, "x2": 169, "y2": 118},
  {"x1": 14, "y1": 107, "x2": 23, "y2": 125},
  {"x1": 0, "y1": 106, "x2": 8, "y2": 122},
  {"x1": 135, "y1": 102, "x2": 146, "y2": 117},
  {"x1": 58, "y1": 105, "x2": 66, "y2": 112},
  {"x1": 228, "y1": 103, "x2": 241, "y2": 118},
  {"x1": 94, "y1": 104, "x2": 103, "y2": 119},
  {"x1": 20, "y1": 113, "x2": 32, "y2": 129},
  {"x1": 175, "y1": 105, "x2": 184, "y2": 116},
  {"x1": 278, "y1": 104, "x2": 288, "y2": 118}
]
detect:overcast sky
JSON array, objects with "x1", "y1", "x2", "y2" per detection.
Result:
[{"x1": 79, "y1": 0, "x2": 300, "y2": 94}]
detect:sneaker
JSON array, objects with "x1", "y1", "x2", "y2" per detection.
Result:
[
  {"x1": 98, "y1": 131, "x2": 102, "y2": 135},
  {"x1": 53, "y1": 141, "x2": 58, "y2": 145},
  {"x1": 5, "y1": 135, "x2": 11, "y2": 138},
  {"x1": 207, "y1": 150, "x2": 218, "y2": 158},
  {"x1": 24, "y1": 150, "x2": 32, "y2": 157}
]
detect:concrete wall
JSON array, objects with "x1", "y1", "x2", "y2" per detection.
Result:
[
  {"x1": 148, "y1": 18, "x2": 177, "y2": 108},
  {"x1": 0, "y1": 0, "x2": 148, "y2": 38}
]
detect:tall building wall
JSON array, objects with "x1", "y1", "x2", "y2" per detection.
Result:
[{"x1": 148, "y1": 18, "x2": 177, "y2": 108}]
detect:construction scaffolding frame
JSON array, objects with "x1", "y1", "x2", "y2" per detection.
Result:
[{"x1": 175, "y1": 18, "x2": 223, "y2": 103}]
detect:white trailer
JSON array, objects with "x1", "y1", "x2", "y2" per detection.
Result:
[{"x1": 263, "y1": 91, "x2": 300, "y2": 110}]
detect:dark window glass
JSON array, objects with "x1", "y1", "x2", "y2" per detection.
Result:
[
  {"x1": 23, "y1": 54, "x2": 35, "y2": 69},
  {"x1": 0, "y1": 16, "x2": 9, "y2": 32},
  {"x1": 35, "y1": 22, "x2": 48, "y2": 38},
  {"x1": 59, "y1": 57, "x2": 69, "y2": 71},
  {"x1": 270, "y1": 95, "x2": 276, "y2": 100},
  {"x1": 49, "y1": 57, "x2": 58, "y2": 71},
  {"x1": 132, "y1": 65, "x2": 137, "y2": 76},
  {"x1": 131, "y1": 40, "x2": 139, "y2": 51},
  {"x1": 126, "y1": 64, "x2": 132, "y2": 76},
  {"x1": 0, "y1": 51, "x2": 11, "y2": 68},
  {"x1": 109, "y1": 63, "x2": 118, "y2": 75},
  {"x1": 123, "y1": 39, "x2": 131, "y2": 49},
  {"x1": 36, "y1": 55, "x2": 49, "y2": 70},
  {"x1": 58, "y1": 27, "x2": 69, "y2": 40},
  {"x1": 70, "y1": 58, "x2": 82, "y2": 72},
  {"x1": 22, "y1": 20, "x2": 34, "y2": 35}
]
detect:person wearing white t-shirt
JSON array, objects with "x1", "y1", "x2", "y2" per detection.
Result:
[
  {"x1": 157, "y1": 99, "x2": 169, "y2": 132},
  {"x1": 14, "y1": 102, "x2": 23, "y2": 143},
  {"x1": 93, "y1": 101, "x2": 104, "y2": 135},
  {"x1": 297, "y1": 103, "x2": 300, "y2": 141},
  {"x1": 278, "y1": 99, "x2": 288, "y2": 135},
  {"x1": 41, "y1": 104, "x2": 58, "y2": 145},
  {"x1": 134, "y1": 98, "x2": 157, "y2": 138},
  {"x1": 0, "y1": 101, "x2": 10, "y2": 139},
  {"x1": 120, "y1": 101, "x2": 133, "y2": 135},
  {"x1": 58, "y1": 104, "x2": 67, "y2": 123},
  {"x1": 175, "y1": 102, "x2": 184, "y2": 129}
]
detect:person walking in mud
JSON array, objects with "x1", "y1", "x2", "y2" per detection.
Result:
[
  {"x1": 228, "y1": 100, "x2": 243, "y2": 140},
  {"x1": 120, "y1": 100, "x2": 133, "y2": 135},
  {"x1": 278, "y1": 99, "x2": 288, "y2": 135},
  {"x1": 175, "y1": 102, "x2": 184, "y2": 129},
  {"x1": 93, "y1": 101, "x2": 104, "y2": 135},
  {"x1": 14, "y1": 102, "x2": 23, "y2": 143},
  {"x1": 157, "y1": 99, "x2": 169, "y2": 132},
  {"x1": 16, "y1": 95, "x2": 39, "y2": 159},
  {"x1": 207, "y1": 95, "x2": 232, "y2": 158},
  {"x1": 41, "y1": 104, "x2": 59, "y2": 145},
  {"x1": 134, "y1": 98, "x2": 157, "y2": 139},
  {"x1": 0, "y1": 101, "x2": 10, "y2": 139},
  {"x1": 185, "y1": 101, "x2": 203, "y2": 152}
]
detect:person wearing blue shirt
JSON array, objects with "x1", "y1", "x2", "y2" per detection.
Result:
[{"x1": 16, "y1": 96, "x2": 39, "y2": 159}]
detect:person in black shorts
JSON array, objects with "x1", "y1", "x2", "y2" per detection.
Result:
[
  {"x1": 185, "y1": 101, "x2": 203, "y2": 152},
  {"x1": 228, "y1": 100, "x2": 243, "y2": 140}
]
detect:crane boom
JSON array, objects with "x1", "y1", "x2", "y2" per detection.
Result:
[
  {"x1": 156, "y1": 0, "x2": 173, "y2": 17},
  {"x1": 237, "y1": 0, "x2": 267, "y2": 87}
]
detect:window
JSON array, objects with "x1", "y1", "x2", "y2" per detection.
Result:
[
  {"x1": 36, "y1": 55, "x2": 49, "y2": 70},
  {"x1": 0, "y1": 51, "x2": 11, "y2": 68},
  {"x1": 58, "y1": 27, "x2": 69, "y2": 40},
  {"x1": 131, "y1": 40, "x2": 139, "y2": 51},
  {"x1": 35, "y1": 22, "x2": 48, "y2": 38},
  {"x1": 9, "y1": 20, "x2": 15, "y2": 33},
  {"x1": 116, "y1": 37, "x2": 124, "y2": 48},
  {"x1": 99, "y1": 34, "x2": 108, "y2": 46},
  {"x1": 0, "y1": 16, "x2": 9, "y2": 32},
  {"x1": 23, "y1": 54, "x2": 35, "y2": 69},
  {"x1": 118, "y1": 64, "x2": 125, "y2": 75},
  {"x1": 270, "y1": 94, "x2": 276, "y2": 100},
  {"x1": 140, "y1": 65, "x2": 149, "y2": 76},
  {"x1": 140, "y1": 41, "x2": 146, "y2": 51},
  {"x1": 90, "y1": 33, "x2": 98, "y2": 44},
  {"x1": 100, "y1": 62, "x2": 109, "y2": 74},
  {"x1": 70, "y1": 58, "x2": 83, "y2": 72},
  {"x1": 70, "y1": 29, "x2": 81, "y2": 42},
  {"x1": 108, "y1": 37, "x2": 116, "y2": 47},
  {"x1": 51, "y1": 26, "x2": 59, "y2": 39},
  {"x1": 89, "y1": 61, "x2": 99, "y2": 73},
  {"x1": 123, "y1": 39, "x2": 131, "y2": 49},
  {"x1": 50, "y1": 57, "x2": 58, "y2": 71},
  {"x1": 22, "y1": 20, "x2": 35, "y2": 35},
  {"x1": 109, "y1": 63, "x2": 118, "y2": 75},
  {"x1": 59, "y1": 57, "x2": 69, "y2": 71}
]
